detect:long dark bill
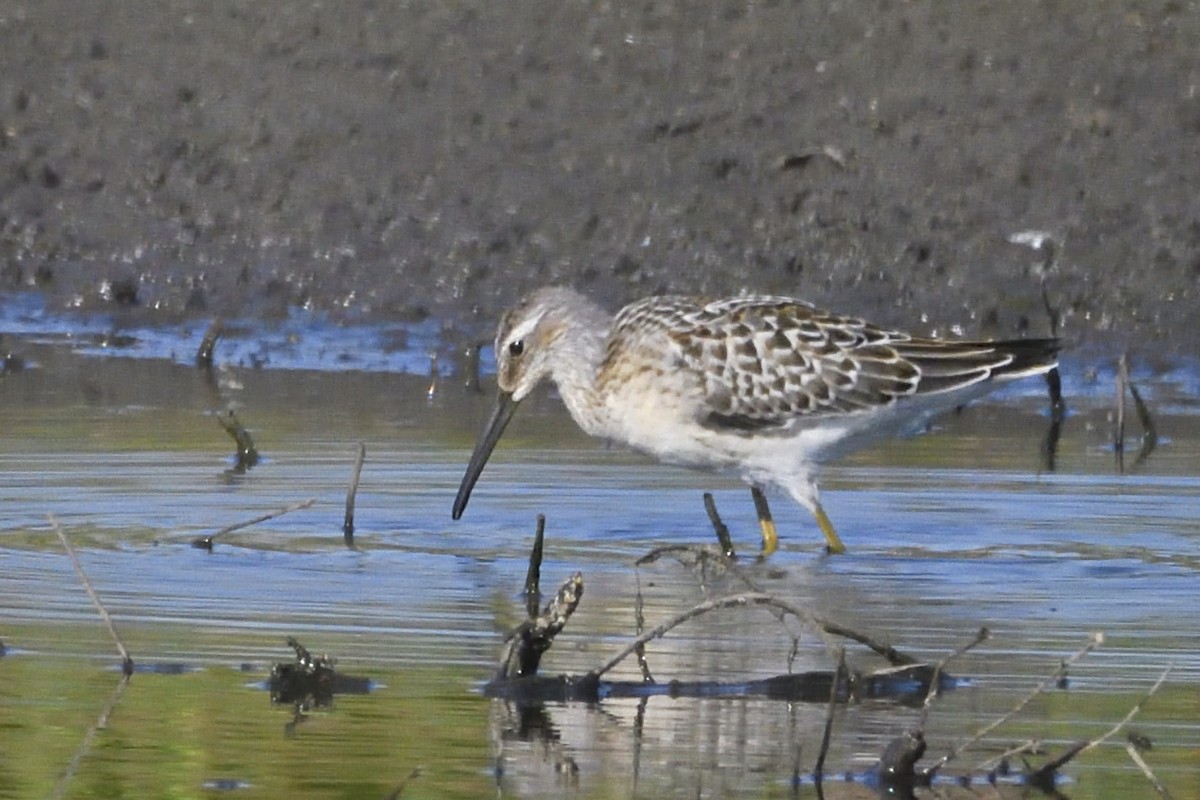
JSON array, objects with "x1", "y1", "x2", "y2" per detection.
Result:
[{"x1": 452, "y1": 391, "x2": 520, "y2": 519}]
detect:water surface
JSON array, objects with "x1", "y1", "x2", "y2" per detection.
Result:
[{"x1": 1, "y1": 323, "x2": 1197, "y2": 799}]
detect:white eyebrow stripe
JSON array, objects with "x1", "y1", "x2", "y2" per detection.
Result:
[{"x1": 505, "y1": 312, "x2": 545, "y2": 345}]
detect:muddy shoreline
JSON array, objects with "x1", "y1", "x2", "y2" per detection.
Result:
[{"x1": 2, "y1": 3, "x2": 1197, "y2": 350}]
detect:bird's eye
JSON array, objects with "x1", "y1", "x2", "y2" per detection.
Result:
[{"x1": 507, "y1": 339, "x2": 525, "y2": 357}]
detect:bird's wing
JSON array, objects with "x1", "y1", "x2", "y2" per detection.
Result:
[{"x1": 618, "y1": 296, "x2": 1055, "y2": 431}]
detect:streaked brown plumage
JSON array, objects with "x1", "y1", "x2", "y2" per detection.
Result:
[{"x1": 453, "y1": 287, "x2": 1060, "y2": 553}]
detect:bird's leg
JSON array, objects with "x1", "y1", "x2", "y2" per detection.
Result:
[
  {"x1": 782, "y1": 479, "x2": 848, "y2": 555},
  {"x1": 749, "y1": 486, "x2": 778, "y2": 557},
  {"x1": 811, "y1": 502, "x2": 847, "y2": 555}
]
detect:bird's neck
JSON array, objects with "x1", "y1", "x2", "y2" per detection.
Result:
[{"x1": 545, "y1": 300, "x2": 612, "y2": 438}]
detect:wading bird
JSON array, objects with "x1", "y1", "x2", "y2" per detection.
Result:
[{"x1": 453, "y1": 287, "x2": 1059, "y2": 554}]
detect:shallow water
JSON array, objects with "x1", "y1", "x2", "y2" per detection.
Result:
[{"x1": 1, "y1": 317, "x2": 1198, "y2": 799}]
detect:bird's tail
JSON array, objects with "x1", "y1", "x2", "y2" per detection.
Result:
[{"x1": 897, "y1": 337, "x2": 1061, "y2": 396}]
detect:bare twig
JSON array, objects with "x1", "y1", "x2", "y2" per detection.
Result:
[
  {"x1": 524, "y1": 515, "x2": 546, "y2": 619},
  {"x1": 918, "y1": 627, "x2": 990, "y2": 728},
  {"x1": 195, "y1": 318, "x2": 223, "y2": 368},
  {"x1": 1126, "y1": 738, "x2": 1174, "y2": 800},
  {"x1": 52, "y1": 515, "x2": 133, "y2": 675},
  {"x1": 426, "y1": 352, "x2": 439, "y2": 400},
  {"x1": 49, "y1": 514, "x2": 136, "y2": 800},
  {"x1": 343, "y1": 443, "x2": 366, "y2": 543},
  {"x1": 383, "y1": 768, "x2": 423, "y2": 800},
  {"x1": 192, "y1": 498, "x2": 317, "y2": 550},
  {"x1": 702, "y1": 492, "x2": 736, "y2": 558},
  {"x1": 813, "y1": 648, "x2": 846, "y2": 779},
  {"x1": 1040, "y1": 366, "x2": 1066, "y2": 472},
  {"x1": 1078, "y1": 665, "x2": 1172, "y2": 756},
  {"x1": 218, "y1": 409, "x2": 259, "y2": 472},
  {"x1": 498, "y1": 572, "x2": 584, "y2": 679},
  {"x1": 1115, "y1": 353, "x2": 1158, "y2": 471},
  {"x1": 1026, "y1": 740, "x2": 1089, "y2": 791},
  {"x1": 634, "y1": 572, "x2": 654, "y2": 683},
  {"x1": 1129, "y1": 375, "x2": 1158, "y2": 468},
  {"x1": 48, "y1": 674, "x2": 131, "y2": 800},
  {"x1": 1116, "y1": 354, "x2": 1129, "y2": 471},
  {"x1": 590, "y1": 592, "x2": 914, "y2": 680},
  {"x1": 927, "y1": 632, "x2": 1104, "y2": 777}
]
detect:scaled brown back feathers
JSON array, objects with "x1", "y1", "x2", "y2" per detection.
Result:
[{"x1": 603, "y1": 295, "x2": 1059, "y2": 430}]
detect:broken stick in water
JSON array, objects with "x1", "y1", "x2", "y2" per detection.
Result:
[
  {"x1": 192, "y1": 498, "x2": 317, "y2": 550},
  {"x1": 918, "y1": 626, "x2": 991, "y2": 727},
  {"x1": 343, "y1": 443, "x2": 366, "y2": 544},
  {"x1": 702, "y1": 492, "x2": 736, "y2": 558},
  {"x1": 813, "y1": 647, "x2": 846, "y2": 782},
  {"x1": 498, "y1": 572, "x2": 584, "y2": 680},
  {"x1": 493, "y1": 515, "x2": 584, "y2": 679},
  {"x1": 195, "y1": 318, "x2": 223, "y2": 368},
  {"x1": 524, "y1": 514, "x2": 546, "y2": 619},
  {"x1": 218, "y1": 409, "x2": 260, "y2": 473},
  {"x1": 1115, "y1": 352, "x2": 1158, "y2": 472}
]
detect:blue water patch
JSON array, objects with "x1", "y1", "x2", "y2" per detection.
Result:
[
  {"x1": 0, "y1": 291, "x2": 476, "y2": 377},
  {"x1": 5, "y1": 290, "x2": 1200, "y2": 408}
]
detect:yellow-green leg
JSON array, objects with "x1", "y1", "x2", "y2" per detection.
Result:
[
  {"x1": 749, "y1": 486, "x2": 778, "y2": 556},
  {"x1": 812, "y1": 503, "x2": 847, "y2": 555},
  {"x1": 759, "y1": 484, "x2": 848, "y2": 555}
]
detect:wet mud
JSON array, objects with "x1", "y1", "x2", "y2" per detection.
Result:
[{"x1": 2, "y1": 2, "x2": 1199, "y2": 351}]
